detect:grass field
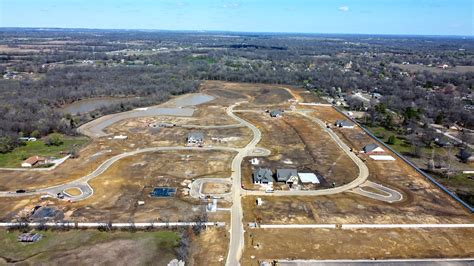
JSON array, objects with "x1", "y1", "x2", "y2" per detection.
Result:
[
  {"x1": 0, "y1": 230, "x2": 179, "y2": 264},
  {"x1": 0, "y1": 135, "x2": 89, "y2": 168}
]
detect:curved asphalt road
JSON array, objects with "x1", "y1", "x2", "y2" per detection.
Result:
[
  {"x1": 0, "y1": 146, "x2": 239, "y2": 200},
  {"x1": 242, "y1": 110, "x2": 369, "y2": 197}
]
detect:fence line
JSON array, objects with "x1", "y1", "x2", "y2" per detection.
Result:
[
  {"x1": 333, "y1": 106, "x2": 474, "y2": 213},
  {"x1": 0, "y1": 221, "x2": 225, "y2": 228}
]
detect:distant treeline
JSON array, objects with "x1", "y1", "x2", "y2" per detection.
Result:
[
  {"x1": 0, "y1": 65, "x2": 200, "y2": 152},
  {"x1": 0, "y1": 29, "x2": 473, "y2": 152}
]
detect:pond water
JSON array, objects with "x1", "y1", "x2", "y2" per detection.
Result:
[
  {"x1": 60, "y1": 97, "x2": 137, "y2": 115},
  {"x1": 79, "y1": 93, "x2": 215, "y2": 138}
]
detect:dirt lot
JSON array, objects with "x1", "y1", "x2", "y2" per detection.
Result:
[
  {"x1": 202, "y1": 182, "x2": 231, "y2": 194},
  {"x1": 0, "y1": 150, "x2": 235, "y2": 222},
  {"x1": 105, "y1": 117, "x2": 252, "y2": 149},
  {"x1": 201, "y1": 80, "x2": 296, "y2": 110},
  {"x1": 0, "y1": 230, "x2": 179, "y2": 265},
  {"x1": 241, "y1": 228, "x2": 474, "y2": 265},
  {"x1": 239, "y1": 111, "x2": 358, "y2": 190},
  {"x1": 293, "y1": 106, "x2": 473, "y2": 218},
  {"x1": 189, "y1": 227, "x2": 229, "y2": 266},
  {"x1": 242, "y1": 193, "x2": 473, "y2": 225}
]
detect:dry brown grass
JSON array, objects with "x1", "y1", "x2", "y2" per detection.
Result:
[{"x1": 242, "y1": 228, "x2": 474, "y2": 265}]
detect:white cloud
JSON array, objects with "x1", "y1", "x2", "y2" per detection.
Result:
[
  {"x1": 222, "y1": 2, "x2": 241, "y2": 9},
  {"x1": 338, "y1": 6, "x2": 349, "y2": 12}
]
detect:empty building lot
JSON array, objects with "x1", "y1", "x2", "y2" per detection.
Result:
[
  {"x1": 241, "y1": 228, "x2": 474, "y2": 265},
  {"x1": 239, "y1": 111, "x2": 358, "y2": 190}
]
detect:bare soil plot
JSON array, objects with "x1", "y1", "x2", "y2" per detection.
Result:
[
  {"x1": 0, "y1": 150, "x2": 235, "y2": 222},
  {"x1": 241, "y1": 228, "x2": 474, "y2": 265},
  {"x1": 301, "y1": 107, "x2": 473, "y2": 217},
  {"x1": 66, "y1": 150, "x2": 235, "y2": 222},
  {"x1": 64, "y1": 188, "x2": 82, "y2": 196},
  {"x1": 201, "y1": 80, "x2": 295, "y2": 110},
  {"x1": 242, "y1": 194, "x2": 473, "y2": 225},
  {"x1": 105, "y1": 117, "x2": 252, "y2": 149},
  {"x1": 238, "y1": 111, "x2": 358, "y2": 190},
  {"x1": 202, "y1": 183, "x2": 231, "y2": 194},
  {"x1": 189, "y1": 227, "x2": 229, "y2": 266}
]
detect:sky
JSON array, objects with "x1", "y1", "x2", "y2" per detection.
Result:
[{"x1": 1, "y1": 0, "x2": 473, "y2": 36}]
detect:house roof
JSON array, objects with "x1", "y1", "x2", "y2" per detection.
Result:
[
  {"x1": 298, "y1": 173, "x2": 320, "y2": 184},
  {"x1": 187, "y1": 132, "x2": 204, "y2": 140},
  {"x1": 23, "y1": 156, "x2": 45, "y2": 165},
  {"x1": 363, "y1": 143, "x2": 382, "y2": 153},
  {"x1": 270, "y1": 110, "x2": 282, "y2": 117},
  {"x1": 336, "y1": 120, "x2": 354, "y2": 127},
  {"x1": 276, "y1": 169, "x2": 298, "y2": 182},
  {"x1": 253, "y1": 168, "x2": 273, "y2": 183}
]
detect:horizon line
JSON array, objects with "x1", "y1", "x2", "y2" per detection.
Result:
[{"x1": 1, "y1": 26, "x2": 473, "y2": 39}]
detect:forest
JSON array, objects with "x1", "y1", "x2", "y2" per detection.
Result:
[{"x1": 0, "y1": 28, "x2": 473, "y2": 153}]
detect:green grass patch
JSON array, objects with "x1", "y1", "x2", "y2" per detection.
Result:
[
  {"x1": 0, "y1": 230, "x2": 180, "y2": 263},
  {"x1": 0, "y1": 135, "x2": 89, "y2": 168}
]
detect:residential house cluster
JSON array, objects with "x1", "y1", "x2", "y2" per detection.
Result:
[{"x1": 252, "y1": 167, "x2": 319, "y2": 188}]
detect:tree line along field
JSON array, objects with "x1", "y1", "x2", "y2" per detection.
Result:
[
  {"x1": 0, "y1": 134, "x2": 88, "y2": 168},
  {"x1": 0, "y1": 29, "x2": 473, "y2": 156}
]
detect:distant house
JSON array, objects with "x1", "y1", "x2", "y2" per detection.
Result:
[
  {"x1": 21, "y1": 156, "x2": 46, "y2": 168},
  {"x1": 458, "y1": 149, "x2": 474, "y2": 164},
  {"x1": 187, "y1": 132, "x2": 204, "y2": 145},
  {"x1": 335, "y1": 120, "x2": 355, "y2": 129},
  {"x1": 113, "y1": 135, "x2": 128, "y2": 140},
  {"x1": 276, "y1": 169, "x2": 298, "y2": 185},
  {"x1": 17, "y1": 233, "x2": 42, "y2": 242},
  {"x1": 298, "y1": 173, "x2": 320, "y2": 184},
  {"x1": 434, "y1": 137, "x2": 451, "y2": 147},
  {"x1": 252, "y1": 168, "x2": 274, "y2": 185},
  {"x1": 362, "y1": 143, "x2": 384, "y2": 154},
  {"x1": 269, "y1": 110, "x2": 283, "y2": 118}
]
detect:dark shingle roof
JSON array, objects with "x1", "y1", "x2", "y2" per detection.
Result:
[
  {"x1": 253, "y1": 168, "x2": 273, "y2": 183},
  {"x1": 276, "y1": 169, "x2": 298, "y2": 182}
]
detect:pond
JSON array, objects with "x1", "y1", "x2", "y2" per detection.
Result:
[
  {"x1": 60, "y1": 97, "x2": 137, "y2": 115},
  {"x1": 78, "y1": 93, "x2": 216, "y2": 138}
]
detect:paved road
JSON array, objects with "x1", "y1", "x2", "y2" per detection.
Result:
[
  {"x1": 243, "y1": 110, "x2": 369, "y2": 197},
  {"x1": 225, "y1": 102, "x2": 265, "y2": 266},
  {"x1": 278, "y1": 259, "x2": 474, "y2": 266},
  {"x1": 350, "y1": 181, "x2": 403, "y2": 203},
  {"x1": 431, "y1": 126, "x2": 474, "y2": 149},
  {"x1": 0, "y1": 146, "x2": 239, "y2": 201},
  {"x1": 258, "y1": 223, "x2": 474, "y2": 229},
  {"x1": 180, "y1": 123, "x2": 244, "y2": 129}
]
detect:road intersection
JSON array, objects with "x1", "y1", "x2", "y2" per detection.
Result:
[{"x1": 0, "y1": 97, "x2": 407, "y2": 265}]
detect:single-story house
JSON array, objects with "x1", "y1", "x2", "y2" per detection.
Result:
[
  {"x1": 17, "y1": 233, "x2": 42, "y2": 242},
  {"x1": 434, "y1": 137, "x2": 451, "y2": 147},
  {"x1": 362, "y1": 143, "x2": 384, "y2": 154},
  {"x1": 187, "y1": 132, "x2": 204, "y2": 144},
  {"x1": 335, "y1": 120, "x2": 355, "y2": 129},
  {"x1": 276, "y1": 169, "x2": 298, "y2": 184},
  {"x1": 298, "y1": 173, "x2": 320, "y2": 184},
  {"x1": 458, "y1": 149, "x2": 474, "y2": 164},
  {"x1": 252, "y1": 168, "x2": 274, "y2": 185},
  {"x1": 21, "y1": 156, "x2": 46, "y2": 168},
  {"x1": 269, "y1": 110, "x2": 283, "y2": 118},
  {"x1": 113, "y1": 135, "x2": 128, "y2": 140}
]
